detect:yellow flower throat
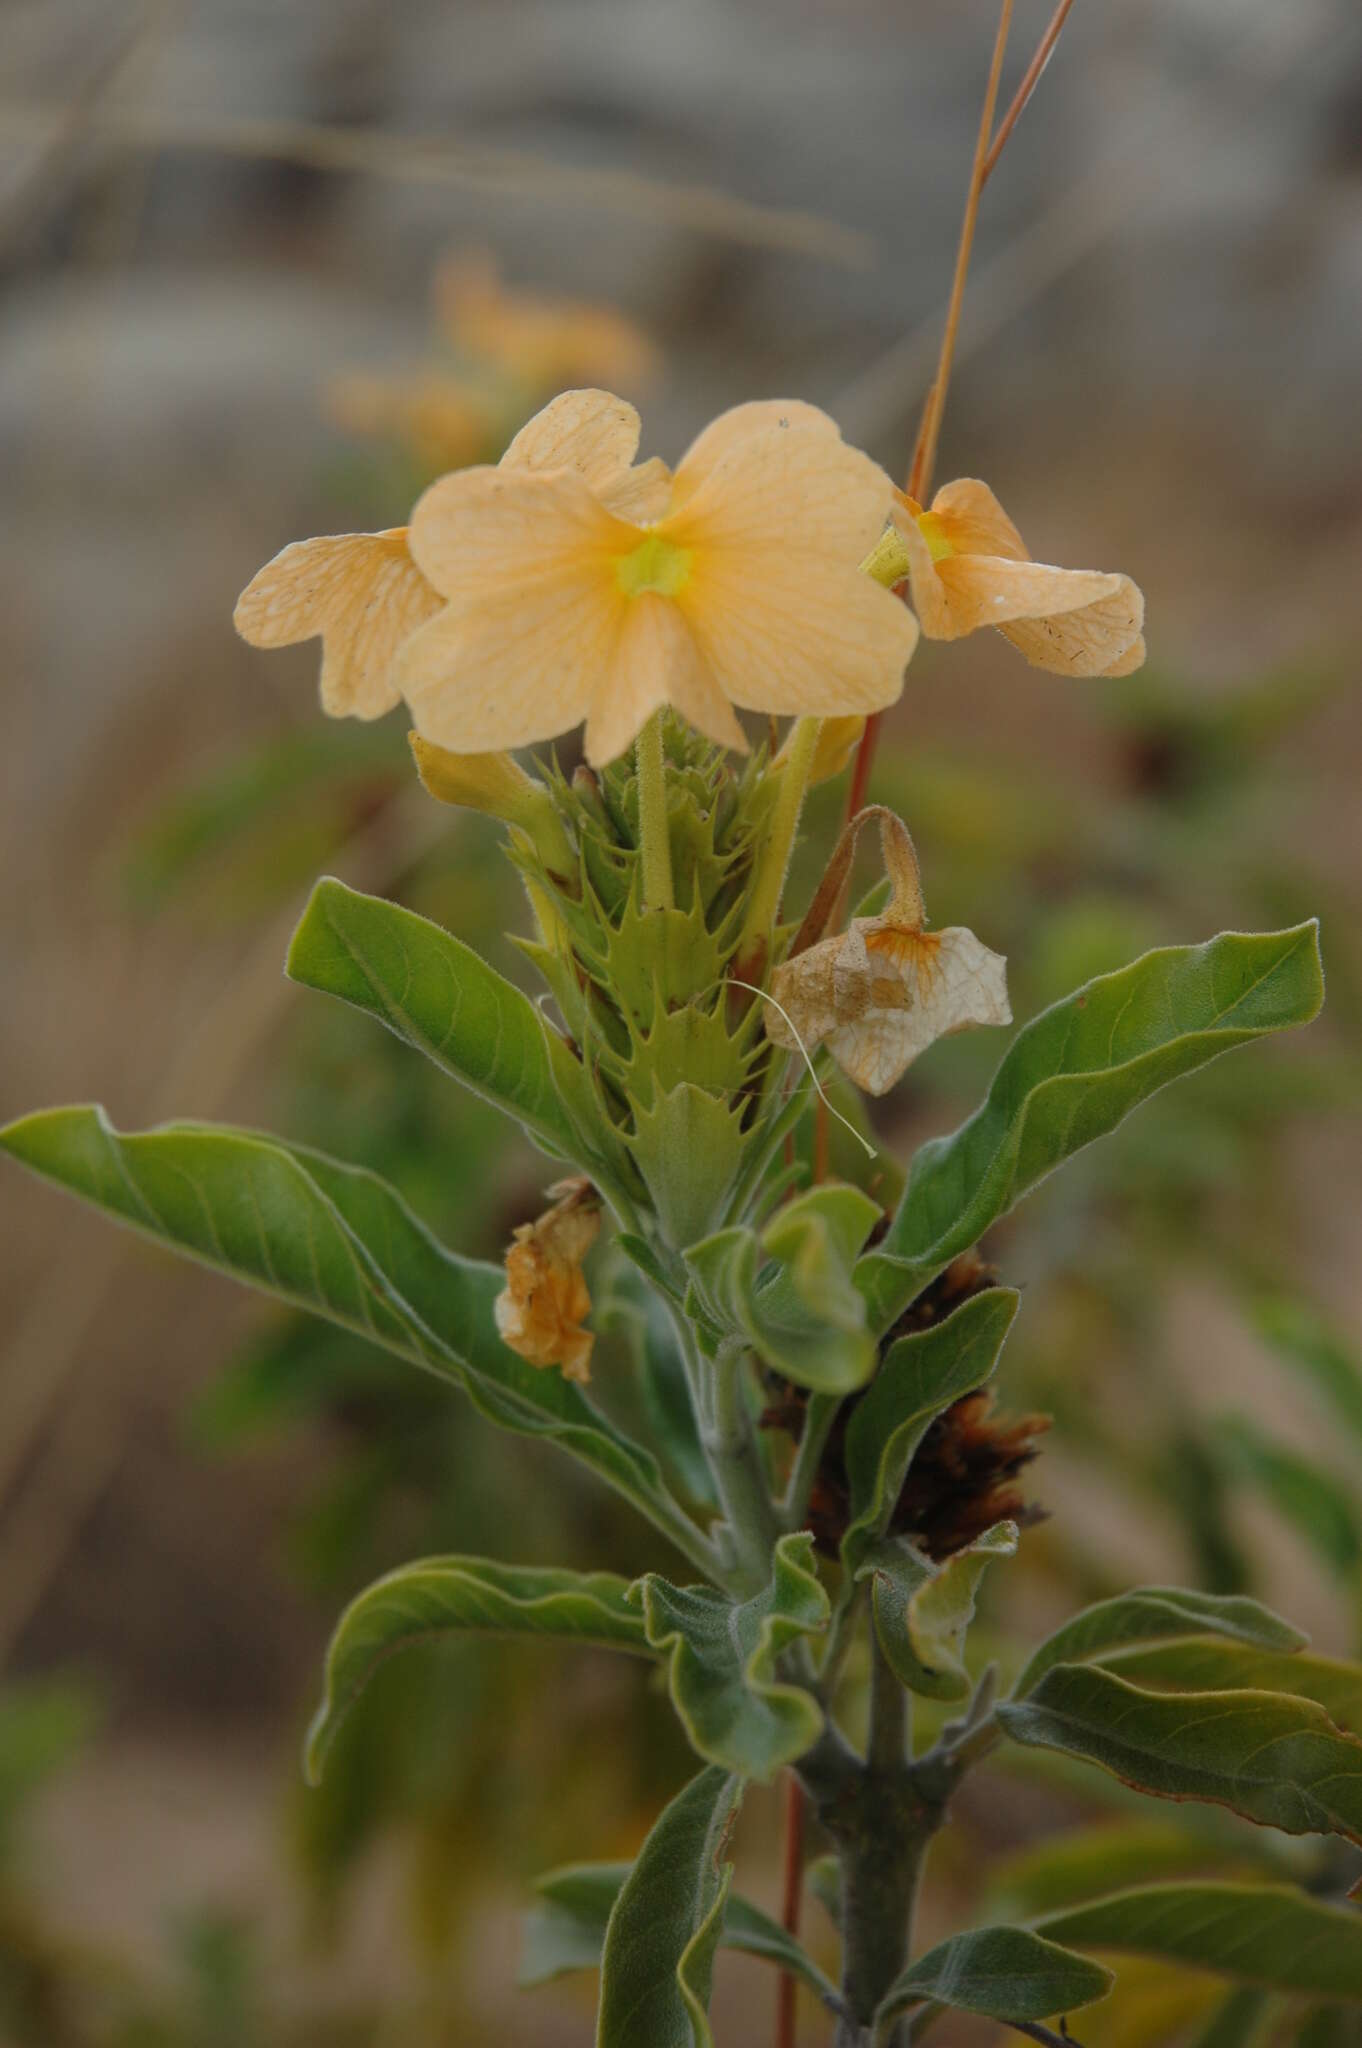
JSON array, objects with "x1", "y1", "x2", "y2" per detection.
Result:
[{"x1": 615, "y1": 531, "x2": 693, "y2": 599}]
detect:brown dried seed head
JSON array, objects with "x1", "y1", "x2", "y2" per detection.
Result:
[{"x1": 494, "y1": 1179, "x2": 601, "y2": 1384}]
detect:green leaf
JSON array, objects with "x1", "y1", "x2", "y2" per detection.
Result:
[
  {"x1": 633, "y1": 1532, "x2": 828, "y2": 1779},
  {"x1": 1038, "y1": 1882, "x2": 1362, "y2": 2000},
  {"x1": 627, "y1": 1083, "x2": 750, "y2": 1250},
  {"x1": 867, "y1": 1521, "x2": 1017, "y2": 1701},
  {"x1": 840, "y1": 1289, "x2": 1020, "y2": 1578},
  {"x1": 684, "y1": 1184, "x2": 882, "y2": 1396},
  {"x1": 286, "y1": 877, "x2": 617, "y2": 1183},
  {"x1": 520, "y1": 1860, "x2": 838, "y2": 2005},
  {"x1": 986, "y1": 1819, "x2": 1266, "y2": 1920},
  {"x1": 1252, "y1": 1295, "x2": 1362, "y2": 1450},
  {"x1": 1292, "y1": 2007, "x2": 1356, "y2": 2048},
  {"x1": 998, "y1": 1665, "x2": 1362, "y2": 1842},
  {"x1": 307, "y1": 1558, "x2": 652, "y2": 1781},
  {"x1": 1011, "y1": 1585, "x2": 1306, "y2": 1699},
  {"x1": 1102, "y1": 1641, "x2": 1362, "y2": 1733},
  {"x1": 597, "y1": 1766, "x2": 740, "y2": 2048},
  {"x1": 0, "y1": 1109, "x2": 692, "y2": 1556},
  {"x1": 874, "y1": 1926, "x2": 1112, "y2": 2032},
  {"x1": 1216, "y1": 1417, "x2": 1362, "y2": 1576},
  {"x1": 855, "y1": 924, "x2": 1325, "y2": 1332}
]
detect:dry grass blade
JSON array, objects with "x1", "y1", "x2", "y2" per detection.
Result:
[
  {"x1": 0, "y1": 100, "x2": 874, "y2": 267},
  {"x1": 982, "y1": 0, "x2": 1078, "y2": 188}
]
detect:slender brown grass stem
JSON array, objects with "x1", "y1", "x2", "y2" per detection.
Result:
[
  {"x1": 847, "y1": 0, "x2": 1016, "y2": 820},
  {"x1": 907, "y1": 0, "x2": 1014, "y2": 502},
  {"x1": 981, "y1": 0, "x2": 1078, "y2": 188},
  {"x1": 774, "y1": 1771, "x2": 807, "y2": 2048}
]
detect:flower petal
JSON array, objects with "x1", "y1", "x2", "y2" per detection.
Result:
[
  {"x1": 672, "y1": 398, "x2": 840, "y2": 501},
  {"x1": 584, "y1": 595, "x2": 746, "y2": 765},
  {"x1": 500, "y1": 387, "x2": 643, "y2": 491},
  {"x1": 930, "y1": 479, "x2": 1029, "y2": 561},
  {"x1": 936, "y1": 555, "x2": 1127, "y2": 633},
  {"x1": 233, "y1": 529, "x2": 441, "y2": 719},
  {"x1": 828, "y1": 926, "x2": 1010, "y2": 1095},
  {"x1": 996, "y1": 574, "x2": 1145, "y2": 676},
  {"x1": 685, "y1": 554, "x2": 918, "y2": 716},
  {"x1": 399, "y1": 468, "x2": 631, "y2": 751},
  {"x1": 600, "y1": 456, "x2": 673, "y2": 521},
  {"x1": 672, "y1": 417, "x2": 893, "y2": 562},
  {"x1": 890, "y1": 509, "x2": 959, "y2": 637}
]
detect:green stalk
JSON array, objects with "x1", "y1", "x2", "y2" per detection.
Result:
[
  {"x1": 733, "y1": 713, "x2": 821, "y2": 978},
  {"x1": 703, "y1": 1338, "x2": 781, "y2": 1594},
  {"x1": 636, "y1": 710, "x2": 674, "y2": 910}
]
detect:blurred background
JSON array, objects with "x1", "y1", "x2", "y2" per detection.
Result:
[{"x1": 2, "y1": 1, "x2": 1361, "y2": 2042}]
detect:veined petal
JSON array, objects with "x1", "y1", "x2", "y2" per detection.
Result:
[
  {"x1": 930, "y1": 478, "x2": 1029, "y2": 561},
  {"x1": 232, "y1": 529, "x2": 441, "y2": 719},
  {"x1": 672, "y1": 398, "x2": 840, "y2": 501},
  {"x1": 583, "y1": 595, "x2": 746, "y2": 766},
  {"x1": 408, "y1": 462, "x2": 631, "y2": 601},
  {"x1": 890, "y1": 509, "x2": 958, "y2": 638},
  {"x1": 499, "y1": 387, "x2": 642, "y2": 489},
  {"x1": 940, "y1": 556, "x2": 1126, "y2": 627},
  {"x1": 600, "y1": 455, "x2": 673, "y2": 521},
  {"x1": 671, "y1": 419, "x2": 894, "y2": 562},
  {"x1": 828, "y1": 926, "x2": 1010, "y2": 1095},
  {"x1": 399, "y1": 470, "x2": 630, "y2": 752},
  {"x1": 685, "y1": 554, "x2": 918, "y2": 717},
  {"x1": 997, "y1": 575, "x2": 1145, "y2": 676}
]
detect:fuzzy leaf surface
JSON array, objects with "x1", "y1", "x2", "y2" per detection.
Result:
[
  {"x1": 1102, "y1": 1641, "x2": 1362, "y2": 1733},
  {"x1": 874, "y1": 1925, "x2": 1112, "y2": 2030},
  {"x1": 633, "y1": 1532, "x2": 828, "y2": 1779},
  {"x1": 1011, "y1": 1586, "x2": 1306, "y2": 1699},
  {"x1": 999, "y1": 1665, "x2": 1362, "y2": 1841},
  {"x1": 520, "y1": 1859, "x2": 837, "y2": 2003},
  {"x1": 1038, "y1": 1882, "x2": 1362, "y2": 2000},
  {"x1": 686, "y1": 1184, "x2": 882, "y2": 1396},
  {"x1": 840, "y1": 1288, "x2": 1019, "y2": 1578},
  {"x1": 868, "y1": 1520, "x2": 1017, "y2": 1701},
  {"x1": 287, "y1": 876, "x2": 615, "y2": 1180},
  {"x1": 307, "y1": 1558, "x2": 651, "y2": 1780},
  {"x1": 855, "y1": 924, "x2": 1324, "y2": 1331},
  {"x1": 0, "y1": 1109, "x2": 683, "y2": 1544},
  {"x1": 596, "y1": 1766, "x2": 740, "y2": 2048}
]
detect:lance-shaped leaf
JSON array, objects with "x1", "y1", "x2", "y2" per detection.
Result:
[
  {"x1": 287, "y1": 876, "x2": 621, "y2": 1186},
  {"x1": 1011, "y1": 1585, "x2": 1306, "y2": 1699},
  {"x1": 685, "y1": 1185, "x2": 883, "y2": 1396},
  {"x1": 1037, "y1": 1882, "x2": 1362, "y2": 2001},
  {"x1": 633, "y1": 1532, "x2": 829, "y2": 1779},
  {"x1": 1252, "y1": 1295, "x2": 1362, "y2": 1451},
  {"x1": 0, "y1": 1110, "x2": 695, "y2": 1558},
  {"x1": 520, "y1": 1860, "x2": 838, "y2": 2005},
  {"x1": 1192, "y1": 1988, "x2": 1274, "y2": 2048},
  {"x1": 866, "y1": 1521, "x2": 1017, "y2": 1701},
  {"x1": 1103, "y1": 1641, "x2": 1362, "y2": 1734},
  {"x1": 874, "y1": 1926, "x2": 1112, "y2": 2032},
  {"x1": 855, "y1": 924, "x2": 1324, "y2": 1332},
  {"x1": 597, "y1": 1766, "x2": 741, "y2": 2048},
  {"x1": 998, "y1": 1665, "x2": 1362, "y2": 1842},
  {"x1": 840, "y1": 1289, "x2": 1019, "y2": 1578},
  {"x1": 986, "y1": 1818, "x2": 1275, "y2": 1920},
  {"x1": 307, "y1": 1558, "x2": 652, "y2": 1780}
]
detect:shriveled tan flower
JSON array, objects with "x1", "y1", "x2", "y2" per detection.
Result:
[
  {"x1": 398, "y1": 392, "x2": 919, "y2": 766},
  {"x1": 765, "y1": 807, "x2": 1009, "y2": 1096},
  {"x1": 232, "y1": 388, "x2": 667, "y2": 722},
  {"x1": 494, "y1": 1179, "x2": 602, "y2": 1384},
  {"x1": 435, "y1": 251, "x2": 658, "y2": 392},
  {"x1": 891, "y1": 479, "x2": 1145, "y2": 678}
]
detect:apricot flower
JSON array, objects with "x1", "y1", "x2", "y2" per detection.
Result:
[
  {"x1": 232, "y1": 389, "x2": 668, "y2": 723},
  {"x1": 891, "y1": 479, "x2": 1145, "y2": 677},
  {"x1": 435, "y1": 251, "x2": 658, "y2": 392},
  {"x1": 398, "y1": 391, "x2": 918, "y2": 766},
  {"x1": 766, "y1": 808, "x2": 1009, "y2": 1096},
  {"x1": 494, "y1": 1179, "x2": 601, "y2": 1384}
]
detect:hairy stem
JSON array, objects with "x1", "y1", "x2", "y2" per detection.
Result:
[
  {"x1": 636, "y1": 709, "x2": 674, "y2": 910},
  {"x1": 782, "y1": 1391, "x2": 841, "y2": 1529},
  {"x1": 735, "y1": 713, "x2": 821, "y2": 979},
  {"x1": 704, "y1": 1339, "x2": 781, "y2": 1592}
]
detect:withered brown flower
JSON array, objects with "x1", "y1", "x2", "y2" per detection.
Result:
[{"x1": 494, "y1": 1178, "x2": 601, "y2": 1384}]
